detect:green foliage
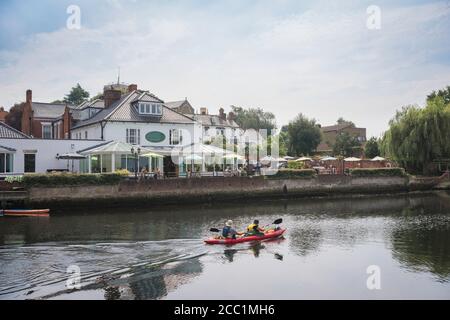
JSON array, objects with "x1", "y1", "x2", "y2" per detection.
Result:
[
  {"x1": 380, "y1": 93, "x2": 450, "y2": 174},
  {"x1": 427, "y1": 86, "x2": 450, "y2": 105},
  {"x1": 287, "y1": 161, "x2": 305, "y2": 169},
  {"x1": 270, "y1": 169, "x2": 316, "y2": 179},
  {"x1": 5, "y1": 176, "x2": 23, "y2": 183},
  {"x1": 336, "y1": 117, "x2": 355, "y2": 127},
  {"x1": 231, "y1": 106, "x2": 277, "y2": 133},
  {"x1": 287, "y1": 114, "x2": 322, "y2": 156},
  {"x1": 23, "y1": 173, "x2": 123, "y2": 187},
  {"x1": 333, "y1": 132, "x2": 361, "y2": 157},
  {"x1": 364, "y1": 137, "x2": 380, "y2": 159},
  {"x1": 5, "y1": 103, "x2": 25, "y2": 131},
  {"x1": 64, "y1": 83, "x2": 90, "y2": 106},
  {"x1": 349, "y1": 168, "x2": 406, "y2": 177}
]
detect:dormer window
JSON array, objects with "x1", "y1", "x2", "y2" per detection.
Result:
[{"x1": 138, "y1": 102, "x2": 162, "y2": 116}]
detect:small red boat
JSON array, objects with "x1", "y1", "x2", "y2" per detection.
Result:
[
  {"x1": 2, "y1": 209, "x2": 50, "y2": 217},
  {"x1": 204, "y1": 228, "x2": 286, "y2": 245}
]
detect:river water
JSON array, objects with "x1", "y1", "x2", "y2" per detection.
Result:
[{"x1": 0, "y1": 192, "x2": 449, "y2": 300}]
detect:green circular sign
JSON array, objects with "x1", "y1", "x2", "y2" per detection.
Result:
[{"x1": 146, "y1": 131, "x2": 166, "y2": 143}]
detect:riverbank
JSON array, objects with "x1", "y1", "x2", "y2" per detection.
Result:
[{"x1": 1, "y1": 174, "x2": 449, "y2": 210}]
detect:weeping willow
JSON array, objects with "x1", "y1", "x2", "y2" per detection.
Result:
[{"x1": 380, "y1": 96, "x2": 450, "y2": 174}]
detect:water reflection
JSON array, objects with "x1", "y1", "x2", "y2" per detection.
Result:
[{"x1": 0, "y1": 191, "x2": 449, "y2": 299}]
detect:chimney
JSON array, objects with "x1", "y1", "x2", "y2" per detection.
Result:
[
  {"x1": 128, "y1": 84, "x2": 138, "y2": 93},
  {"x1": 26, "y1": 89, "x2": 32, "y2": 103},
  {"x1": 104, "y1": 88, "x2": 122, "y2": 108},
  {"x1": 219, "y1": 108, "x2": 226, "y2": 120},
  {"x1": 227, "y1": 111, "x2": 235, "y2": 122},
  {"x1": 200, "y1": 107, "x2": 208, "y2": 115}
]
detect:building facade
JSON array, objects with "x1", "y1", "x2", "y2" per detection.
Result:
[
  {"x1": 21, "y1": 90, "x2": 72, "y2": 139},
  {"x1": 316, "y1": 122, "x2": 367, "y2": 156}
]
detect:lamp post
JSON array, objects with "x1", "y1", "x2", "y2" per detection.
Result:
[{"x1": 131, "y1": 147, "x2": 141, "y2": 180}]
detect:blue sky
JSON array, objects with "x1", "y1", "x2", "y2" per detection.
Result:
[{"x1": 0, "y1": 0, "x2": 449, "y2": 137}]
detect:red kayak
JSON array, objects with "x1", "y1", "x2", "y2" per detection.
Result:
[
  {"x1": 204, "y1": 228, "x2": 286, "y2": 245},
  {"x1": 2, "y1": 209, "x2": 50, "y2": 217}
]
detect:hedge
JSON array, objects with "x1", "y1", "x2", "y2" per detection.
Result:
[
  {"x1": 22, "y1": 173, "x2": 125, "y2": 187},
  {"x1": 269, "y1": 169, "x2": 317, "y2": 179},
  {"x1": 349, "y1": 167, "x2": 406, "y2": 177}
]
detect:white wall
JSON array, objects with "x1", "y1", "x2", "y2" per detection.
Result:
[
  {"x1": 71, "y1": 124, "x2": 103, "y2": 140},
  {"x1": 0, "y1": 138, "x2": 103, "y2": 175},
  {"x1": 73, "y1": 121, "x2": 203, "y2": 147}
]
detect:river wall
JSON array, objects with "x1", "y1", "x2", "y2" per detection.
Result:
[{"x1": 2, "y1": 174, "x2": 446, "y2": 209}]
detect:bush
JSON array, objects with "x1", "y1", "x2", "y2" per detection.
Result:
[
  {"x1": 287, "y1": 161, "x2": 305, "y2": 169},
  {"x1": 270, "y1": 169, "x2": 317, "y2": 179},
  {"x1": 5, "y1": 176, "x2": 23, "y2": 183},
  {"x1": 23, "y1": 173, "x2": 124, "y2": 187},
  {"x1": 114, "y1": 169, "x2": 131, "y2": 176},
  {"x1": 349, "y1": 167, "x2": 406, "y2": 177}
]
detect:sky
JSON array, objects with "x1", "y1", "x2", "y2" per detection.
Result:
[{"x1": 0, "y1": 0, "x2": 449, "y2": 137}]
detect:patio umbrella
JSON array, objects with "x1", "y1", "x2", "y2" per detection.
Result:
[
  {"x1": 371, "y1": 156, "x2": 386, "y2": 161},
  {"x1": 56, "y1": 153, "x2": 87, "y2": 160},
  {"x1": 295, "y1": 157, "x2": 313, "y2": 162},
  {"x1": 56, "y1": 153, "x2": 87, "y2": 173},
  {"x1": 283, "y1": 156, "x2": 295, "y2": 160},
  {"x1": 321, "y1": 156, "x2": 337, "y2": 161},
  {"x1": 344, "y1": 157, "x2": 361, "y2": 162},
  {"x1": 141, "y1": 152, "x2": 164, "y2": 159}
]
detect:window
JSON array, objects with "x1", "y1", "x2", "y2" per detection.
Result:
[
  {"x1": 0, "y1": 153, "x2": 13, "y2": 173},
  {"x1": 126, "y1": 129, "x2": 141, "y2": 145},
  {"x1": 138, "y1": 102, "x2": 162, "y2": 116},
  {"x1": 24, "y1": 154, "x2": 36, "y2": 173},
  {"x1": 85, "y1": 131, "x2": 88, "y2": 139},
  {"x1": 42, "y1": 124, "x2": 52, "y2": 139},
  {"x1": 169, "y1": 129, "x2": 181, "y2": 145}
]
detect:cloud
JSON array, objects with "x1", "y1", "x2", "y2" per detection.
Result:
[{"x1": 0, "y1": 0, "x2": 449, "y2": 137}]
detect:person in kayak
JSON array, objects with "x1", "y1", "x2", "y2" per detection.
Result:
[
  {"x1": 246, "y1": 219, "x2": 265, "y2": 236},
  {"x1": 222, "y1": 220, "x2": 242, "y2": 239}
]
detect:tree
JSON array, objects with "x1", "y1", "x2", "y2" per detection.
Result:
[
  {"x1": 333, "y1": 131, "x2": 361, "y2": 157},
  {"x1": 5, "y1": 103, "x2": 25, "y2": 131},
  {"x1": 380, "y1": 94, "x2": 450, "y2": 175},
  {"x1": 427, "y1": 85, "x2": 450, "y2": 105},
  {"x1": 364, "y1": 137, "x2": 380, "y2": 158},
  {"x1": 287, "y1": 114, "x2": 322, "y2": 156},
  {"x1": 231, "y1": 106, "x2": 276, "y2": 134},
  {"x1": 336, "y1": 117, "x2": 355, "y2": 127},
  {"x1": 64, "y1": 83, "x2": 90, "y2": 106}
]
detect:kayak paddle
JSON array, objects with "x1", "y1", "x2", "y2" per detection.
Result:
[{"x1": 210, "y1": 218, "x2": 282, "y2": 233}]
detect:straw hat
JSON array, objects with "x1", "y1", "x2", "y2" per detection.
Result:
[{"x1": 225, "y1": 220, "x2": 233, "y2": 227}]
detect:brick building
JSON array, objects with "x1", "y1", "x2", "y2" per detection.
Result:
[
  {"x1": 316, "y1": 122, "x2": 366, "y2": 156},
  {"x1": 21, "y1": 90, "x2": 73, "y2": 139},
  {"x1": 0, "y1": 107, "x2": 8, "y2": 122}
]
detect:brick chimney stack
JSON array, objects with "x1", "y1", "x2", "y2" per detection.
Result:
[
  {"x1": 26, "y1": 89, "x2": 32, "y2": 103},
  {"x1": 219, "y1": 108, "x2": 226, "y2": 120},
  {"x1": 200, "y1": 107, "x2": 208, "y2": 115},
  {"x1": 227, "y1": 111, "x2": 236, "y2": 122},
  {"x1": 128, "y1": 84, "x2": 138, "y2": 93},
  {"x1": 104, "y1": 87, "x2": 122, "y2": 108}
]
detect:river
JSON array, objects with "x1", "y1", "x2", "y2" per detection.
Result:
[{"x1": 1, "y1": 191, "x2": 449, "y2": 300}]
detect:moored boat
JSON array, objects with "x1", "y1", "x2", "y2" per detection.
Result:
[
  {"x1": 2, "y1": 209, "x2": 50, "y2": 217},
  {"x1": 204, "y1": 228, "x2": 286, "y2": 245}
]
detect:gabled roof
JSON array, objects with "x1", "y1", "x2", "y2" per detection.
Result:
[
  {"x1": 192, "y1": 114, "x2": 239, "y2": 128},
  {"x1": 72, "y1": 90, "x2": 196, "y2": 129},
  {"x1": 31, "y1": 102, "x2": 69, "y2": 119},
  {"x1": 0, "y1": 122, "x2": 30, "y2": 139},
  {"x1": 321, "y1": 123, "x2": 353, "y2": 132},
  {"x1": 165, "y1": 100, "x2": 187, "y2": 109}
]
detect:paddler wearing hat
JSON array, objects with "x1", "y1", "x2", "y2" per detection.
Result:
[{"x1": 222, "y1": 220, "x2": 243, "y2": 239}]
